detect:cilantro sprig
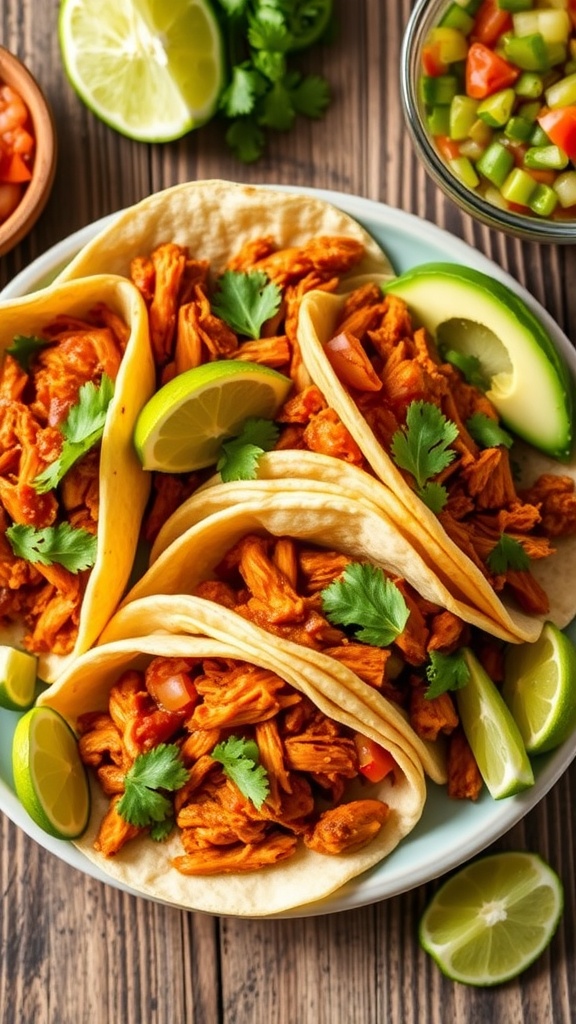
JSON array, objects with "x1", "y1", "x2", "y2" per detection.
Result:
[
  {"x1": 211, "y1": 735, "x2": 270, "y2": 809},
  {"x1": 425, "y1": 649, "x2": 470, "y2": 699},
  {"x1": 487, "y1": 534, "x2": 531, "y2": 574},
  {"x1": 466, "y1": 412, "x2": 513, "y2": 450},
  {"x1": 117, "y1": 743, "x2": 189, "y2": 829},
  {"x1": 212, "y1": 270, "x2": 282, "y2": 338},
  {"x1": 6, "y1": 522, "x2": 98, "y2": 572},
  {"x1": 33, "y1": 374, "x2": 115, "y2": 494},
  {"x1": 391, "y1": 401, "x2": 459, "y2": 513},
  {"x1": 217, "y1": 416, "x2": 280, "y2": 481},
  {"x1": 321, "y1": 562, "x2": 410, "y2": 647},
  {"x1": 216, "y1": 0, "x2": 333, "y2": 162},
  {"x1": 6, "y1": 334, "x2": 53, "y2": 372}
]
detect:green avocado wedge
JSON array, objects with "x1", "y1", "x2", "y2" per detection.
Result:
[{"x1": 382, "y1": 263, "x2": 574, "y2": 460}]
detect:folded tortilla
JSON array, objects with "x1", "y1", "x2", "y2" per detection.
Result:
[
  {"x1": 296, "y1": 288, "x2": 576, "y2": 642},
  {"x1": 55, "y1": 179, "x2": 395, "y2": 286},
  {"x1": 38, "y1": 609, "x2": 426, "y2": 917},
  {"x1": 96, "y1": 482, "x2": 516, "y2": 783},
  {"x1": 0, "y1": 275, "x2": 155, "y2": 681}
]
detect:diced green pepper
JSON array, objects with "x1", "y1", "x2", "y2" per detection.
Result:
[
  {"x1": 545, "y1": 70, "x2": 576, "y2": 106},
  {"x1": 425, "y1": 27, "x2": 469, "y2": 64},
  {"x1": 439, "y1": 3, "x2": 474, "y2": 34},
  {"x1": 499, "y1": 0, "x2": 533, "y2": 11},
  {"x1": 504, "y1": 33, "x2": 550, "y2": 71},
  {"x1": 523, "y1": 143, "x2": 569, "y2": 169},
  {"x1": 477, "y1": 88, "x2": 516, "y2": 127},
  {"x1": 529, "y1": 183, "x2": 559, "y2": 216},
  {"x1": 448, "y1": 156, "x2": 480, "y2": 188},
  {"x1": 517, "y1": 100, "x2": 542, "y2": 121},
  {"x1": 505, "y1": 115, "x2": 535, "y2": 141},
  {"x1": 501, "y1": 167, "x2": 538, "y2": 204},
  {"x1": 476, "y1": 141, "x2": 516, "y2": 186},
  {"x1": 420, "y1": 74, "x2": 459, "y2": 105},
  {"x1": 546, "y1": 41, "x2": 568, "y2": 67},
  {"x1": 449, "y1": 95, "x2": 480, "y2": 139},
  {"x1": 553, "y1": 169, "x2": 576, "y2": 207},
  {"x1": 515, "y1": 71, "x2": 544, "y2": 98},
  {"x1": 530, "y1": 122, "x2": 552, "y2": 145},
  {"x1": 427, "y1": 105, "x2": 451, "y2": 136}
]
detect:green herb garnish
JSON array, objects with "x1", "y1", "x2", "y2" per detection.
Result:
[
  {"x1": 391, "y1": 400, "x2": 459, "y2": 512},
  {"x1": 487, "y1": 534, "x2": 531, "y2": 573},
  {"x1": 212, "y1": 270, "x2": 282, "y2": 338},
  {"x1": 466, "y1": 412, "x2": 513, "y2": 450},
  {"x1": 33, "y1": 374, "x2": 115, "y2": 494},
  {"x1": 321, "y1": 562, "x2": 410, "y2": 646},
  {"x1": 6, "y1": 522, "x2": 98, "y2": 572},
  {"x1": 442, "y1": 348, "x2": 490, "y2": 391},
  {"x1": 6, "y1": 334, "x2": 53, "y2": 372},
  {"x1": 217, "y1": 416, "x2": 280, "y2": 481},
  {"x1": 425, "y1": 649, "x2": 470, "y2": 699},
  {"x1": 116, "y1": 744, "x2": 189, "y2": 829},
  {"x1": 211, "y1": 735, "x2": 270, "y2": 809}
]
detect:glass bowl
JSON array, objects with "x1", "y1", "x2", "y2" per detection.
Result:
[
  {"x1": 0, "y1": 47, "x2": 57, "y2": 257},
  {"x1": 400, "y1": 0, "x2": 576, "y2": 244}
]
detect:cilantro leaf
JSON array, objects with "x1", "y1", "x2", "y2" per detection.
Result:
[
  {"x1": 321, "y1": 562, "x2": 410, "y2": 647},
  {"x1": 466, "y1": 412, "x2": 513, "y2": 450},
  {"x1": 441, "y1": 348, "x2": 490, "y2": 391},
  {"x1": 6, "y1": 522, "x2": 98, "y2": 572},
  {"x1": 6, "y1": 334, "x2": 53, "y2": 372},
  {"x1": 248, "y1": 8, "x2": 291, "y2": 51},
  {"x1": 219, "y1": 63, "x2": 266, "y2": 117},
  {"x1": 259, "y1": 79, "x2": 296, "y2": 130},
  {"x1": 218, "y1": 417, "x2": 280, "y2": 481},
  {"x1": 33, "y1": 374, "x2": 115, "y2": 494},
  {"x1": 117, "y1": 744, "x2": 189, "y2": 829},
  {"x1": 149, "y1": 817, "x2": 175, "y2": 842},
  {"x1": 225, "y1": 117, "x2": 266, "y2": 162},
  {"x1": 217, "y1": 0, "x2": 248, "y2": 14},
  {"x1": 211, "y1": 735, "x2": 270, "y2": 809},
  {"x1": 289, "y1": 74, "x2": 331, "y2": 117},
  {"x1": 487, "y1": 534, "x2": 531, "y2": 573},
  {"x1": 213, "y1": 270, "x2": 282, "y2": 338},
  {"x1": 391, "y1": 401, "x2": 458, "y2": 510},
  {"x1": 425, "y1": 649, "x2": 470, "y2": 699},
  {"x1": 419, "y1": 481, "x2": 449, "y2": 514}
]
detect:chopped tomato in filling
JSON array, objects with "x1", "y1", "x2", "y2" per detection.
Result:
[
  {"x1": 77, "y1": 655, "x2": 392, "y2": 870},
  {"x1": 0, "y1": 306, "x2": 127, "y2": 654}
]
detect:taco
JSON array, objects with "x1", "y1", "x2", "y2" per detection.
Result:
[
  {"x1": 38, "y1": 605, "x2": 426, "y2": 916},
  {"x1": 294, "y1": 282, "x2": 576, "y2": 640},
  {"x1": 0, "y1": 275, "x2": 155, "y2": 681},
  {"x1": 99, "y1": 482, "x2": 515, "y2": 797}
]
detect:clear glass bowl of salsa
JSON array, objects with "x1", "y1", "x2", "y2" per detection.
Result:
[{"x1": 401, "y1": 0, "x2": 576, "y2": 243}]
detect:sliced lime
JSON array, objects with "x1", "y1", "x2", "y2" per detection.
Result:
[
  {"x1": 59, "y1": 0, "x2": 225, "y2": 142},
  {"x1": 456, "y1": 647, "x2": 534, "y2": 799},
  {"x1": 12, "y1": 707, "x2": 90, "y2": 840},
  {"x1": 134, "y1": 359, "x2": 292, "y2": 472},
  {"x1": 0, "y1": 647, "x2": 37, "y2": 711},
  {"x1": 420, "y1": 851, "x2": 564, "y2": 986},
  {"x1": 503, "y1": 622, "x2": 576, "y2": 754}
]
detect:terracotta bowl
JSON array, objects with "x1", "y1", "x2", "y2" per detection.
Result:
[{"x1": 0, "y1": 46, "x2": 57, "y2": 257}]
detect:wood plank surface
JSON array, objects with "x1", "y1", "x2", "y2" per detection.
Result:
[{"x1": 1, "y1": 2, "x2": 575, "y2": 1022}]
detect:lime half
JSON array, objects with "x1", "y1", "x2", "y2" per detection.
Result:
[
  {"x1": 0, "y1": 647, "x2": 37, "y2": 711},
  {"x1": 59, "y1": 0, "x2": 225, "y2": 142},
  {"x1": 13, "y1": 707, "x2": 90, "y2": 840},
  {"x1": 503, "y1": 622, "x2": 576, "y2": 754},
  {"x1": 456, "y1": 648, "x2": 534, "y2": 799},
  {"x1": 134, "y1": 359, "x2": 292, "y2": 472},
  {"x1": 420, "y1": 851, "x2": 564, "y2": 986}
]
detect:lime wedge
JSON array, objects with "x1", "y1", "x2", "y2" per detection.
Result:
[
  {"x1": 12, "y1": 707, "x2": 90, "y2": 840},
  {"x1": 456, "y1": 648, "x2": 534, "y2": 799},
  {"x1": 419, "y1": 851, "x2": 564, "y2": 986},
  {"x1": 59, "y1": 0, "x2": 225, "y2": 142},
  {"x1": 134, "y1": 360, "x2": 292, "y2": 472},
  {"x1": 0, "y1": 647, "x2": 37, "y2": 711},
  {"x1": 503, "y1": 622, "x2": 576, "y2": 754}
]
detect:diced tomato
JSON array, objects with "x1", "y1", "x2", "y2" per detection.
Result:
[
  {"x1": 145, "y1": 657, "x2": 199, "y2": 713},
  {"x1": 537, "y1": 107, "x2": 576, "y2": 163},
  {"x1": 471, "y1": 0, "x2": 513, "y2": 47},
  {"x1": 422, "y1": 41, "x2": 448, "y2": 77},
  {"x1": 354, "y1": 735, "x2": 396, "y2": 784},
  {"x1": 465, "y1": 42, "x2": 519, "y2": 99},
  {"x1": 434, "y1": 134, "x2": 461, "y2": 161},
  {"x1": 324, "y1": 331, "x2": 383, "y2": 392},
  {"x1": 130, "y1": 709, "x2": 184, "y2": 752},
  {"x1": 0, "y1": 151, "x2": 32, "y2": 183}
]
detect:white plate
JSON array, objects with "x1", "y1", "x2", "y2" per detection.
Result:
[{"x1": 1, "y1": 186, "x2": 575, "y2": 918}]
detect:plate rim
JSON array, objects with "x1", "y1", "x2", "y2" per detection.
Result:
[{"x1": 1, "y1": 183, "x2": 575, "y2": 918}]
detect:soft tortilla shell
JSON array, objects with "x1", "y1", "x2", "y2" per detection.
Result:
[
  {"x1": 38, "y1": 624, "x2": 425, "y2": 917},
  {"x1": 0, "y1": 275, "x2": 155, "y2": 681},
  {"x1": 100, "y1": 488, "x2": 470, "y2": 782},
  {"x1": 56, "y1": 180, "x2": 395, "y2": 286},
  {"x1": 296, "y1": 288, "x2": 568, "y2": 641}
]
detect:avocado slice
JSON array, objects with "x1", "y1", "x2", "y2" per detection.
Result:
[{"x1": 383, "y1": 262, "x2": 574, "y2": 460}]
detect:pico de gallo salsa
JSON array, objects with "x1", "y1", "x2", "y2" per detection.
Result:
[
  {"x1": 419, "y1": 0, "x2": 576, "y2": 220},
  {"x1": 0, "y1": 81, "x2": 35, "y2": 225}
]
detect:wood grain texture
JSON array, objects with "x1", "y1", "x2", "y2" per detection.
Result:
[{"x1": 1, "y1": 1, "x2": 576, "y2": 1022}]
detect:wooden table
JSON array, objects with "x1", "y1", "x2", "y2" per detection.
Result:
[{"x1": 1, "y1": 2, "x2": 575, "y2": 1021}]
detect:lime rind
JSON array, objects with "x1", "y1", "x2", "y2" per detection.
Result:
[
  {"x1": 419, "y1": 851, "x2": 564, "y2": 986},
  {"x1": 0, "y1": 647, "x2": 38, "y2": 712},
  {"x1": 503, "y1": 622, "x2": 576, "y2": 754},
  {"x1": 12, "y1": 707, "x2": 90, "y2": 840},
  {"x1": 457, "y1": 648, "x2": 534, "y2": 799}
]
